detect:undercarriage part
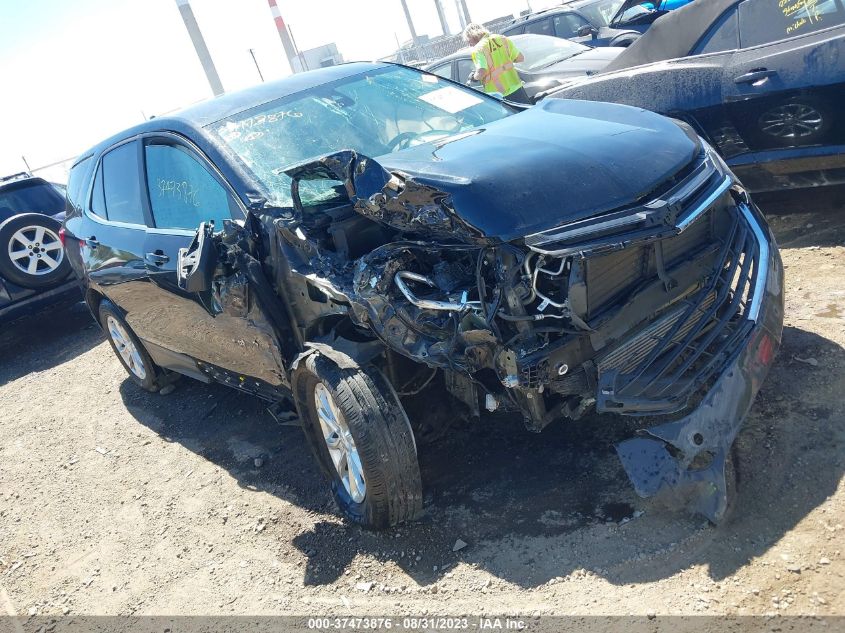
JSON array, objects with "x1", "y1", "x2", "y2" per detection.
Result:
[{"x1": 394, "y1": 271, "x2": 482, "y2": 312}]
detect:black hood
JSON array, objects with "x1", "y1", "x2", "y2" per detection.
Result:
[{"x1": 375, "y1": 98, "x2": 700, "y2": 242}]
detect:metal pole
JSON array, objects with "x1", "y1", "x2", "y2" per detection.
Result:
[
  {"x1": 266, "y1": 0, "x2": 299, "y2": 73},
  {"x1": 458, "y1": 0, "x2": 472, "y2": 24},
  {"x1": 249, "y1": 48, "x2": 265, "y2": 82},
  {"x1": 433, "y1": 0, "x2": 450, "y2": 35},
  {"x1": 174, "y1": 0, "x2": 224, "y2": 96},
  {"x1": 287, "y1": 23, "x2": 309, "y2": 71},
  {"x1": 21, "y1": 156, "x2": 31, "y2": 172},
  {"x1": 394, "y1": 33, "x2": 407, "y2": 64},
  {"x1": 399, "y1": 0, "x2": 420, "y2": 45}
]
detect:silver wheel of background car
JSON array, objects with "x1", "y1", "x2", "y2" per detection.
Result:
[
  {"x1": 106, "y1": 315, "x2": 147, "y2": 380},
  {"x1": 7, "y1": 225, "x2": 64, "y2": 276},
  {"x1": 315, "y1": 382, "x2": 366, "y2": 503},
  {"x1": 759, "y1": 103, "x2": 823, "y2": 139}
]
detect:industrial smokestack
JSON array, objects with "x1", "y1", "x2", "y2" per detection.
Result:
[
  {"x1": 174, "y1": 0, "x2": 224, "y2": 96},
  {"x1": 266, "y1": 0, "x2": 300, "y2": 73}
]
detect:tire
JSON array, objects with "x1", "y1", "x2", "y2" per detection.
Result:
[
  {"x1": 0, "y1": 213, "x2": 70, "y2": 289},
  {"x1": 99, "y1": 299, "x2": 164, "y2": 392},
  {"x1": 293, "y1": 353, "x2": 423, "y2": 529},
  {"x1": 750, "y1": 96, "x2": 833, "y2": 148}
]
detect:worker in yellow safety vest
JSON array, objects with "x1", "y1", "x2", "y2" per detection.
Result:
[{"x1": 463, "y1": 23, "x2": 529, "y2": 104}]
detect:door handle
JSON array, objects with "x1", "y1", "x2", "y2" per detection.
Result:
[
  {"x1": 85, "y1": 236, "x2": 99, "y2": 249},
  {"x1": 145, "y1": 251, "x2": 170, "y2": 266},
  {"x1": 734, "y1": 69, "x2": 777, "y2": 84}
]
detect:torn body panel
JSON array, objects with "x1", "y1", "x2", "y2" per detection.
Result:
[{"x1": 195, "y1": 131, "x2": 782, "y2": 523}]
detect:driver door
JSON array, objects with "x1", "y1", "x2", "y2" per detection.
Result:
[{"x1": 139, "y1": 135, "x2": 287, "y2": 386}]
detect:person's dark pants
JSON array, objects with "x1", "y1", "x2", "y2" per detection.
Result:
[{"x1": 503, "y1": 86, "x2": 531, "y2": 104}]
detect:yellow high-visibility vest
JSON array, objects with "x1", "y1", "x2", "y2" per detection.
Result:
[{"x1": 471, "y1": 34, "x2": 523, "y2": 96}]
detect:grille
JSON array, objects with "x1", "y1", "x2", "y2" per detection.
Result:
[
  {"x1": 584, "y1": 214, "x2": 713, "y2": 318},
  {"x1": 596, "y1": 207, "x2": 761, "y2": 415}
]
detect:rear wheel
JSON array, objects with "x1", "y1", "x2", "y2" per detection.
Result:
[
  {"x1": 0, "y1": 213, "x2": 70, "y2": 289},
  {"x1": 293, "y1": 352, "x2": 423, "y2": 529},
  {"x1": 99, "y1": 300, "x2": 164, "y2": 392},
  {"x1": 750, "y1": 97, "x2": 833, "y2": 147}
]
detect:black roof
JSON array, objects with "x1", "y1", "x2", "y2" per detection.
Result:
[
  {"x1": 602, "y1": 0, "x2": 738, "y2": 72},
  {"x1": 80, "y1": 62, "x2": 389, "y2": 159},
  {"x1": 504, "y1": 0, "x2": 595, "y2": 25}
]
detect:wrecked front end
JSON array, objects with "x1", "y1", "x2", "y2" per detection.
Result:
[{"x1": 261, "y1": 139, "x2": 784, "y2": 524}]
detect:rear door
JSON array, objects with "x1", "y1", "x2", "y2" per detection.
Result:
[
  {"x1": 722, "y1": 0, "x2": 845, "y2": 152},
  {"x1": 139, "y1": 134, "x2": 287, "y2": 386},
  {"x1": 79, "y1": 139, "x2": 154, "y2": 334}
]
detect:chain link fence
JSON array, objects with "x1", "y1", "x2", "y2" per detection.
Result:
[{"x1": 383, "y1": 15, "x2": 518, "y2": 66}]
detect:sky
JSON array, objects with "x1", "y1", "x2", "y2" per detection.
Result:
[{"x1": 0, "y1": 0, "x2": 557, "y2": 182}]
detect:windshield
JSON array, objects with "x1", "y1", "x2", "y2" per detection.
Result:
[
  {"x1": 208, "y1": 66, "x2": 514, "y2": 207},
  {"x1": 513, "y1": 35, "x2": 589, "y2": 70},
  {"x1": 578, "y1": 0, "x2": 625, "y2": 26}
]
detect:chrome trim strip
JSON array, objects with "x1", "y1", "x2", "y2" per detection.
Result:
[
  {"x1": 675, "y1": 174, "x2": 732, "y2": 232},
  {"x1": 738, "y1": 202, "x2": 769, "y2": 323}
]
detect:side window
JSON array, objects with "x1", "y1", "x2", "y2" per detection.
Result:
[
  {"x1": 524, "y1": 18, "x2": 554, "y2": 36},
  {"x1": 738, "y1": 0, "x2": 845, "y2": 48},
  {"x1": 91, "y1": 142, "x2": 144, "y2": 225},
  {"x1": 428, "y1": 63, "x2": 453, "y2": 80},
  {"x1": 66, "y1": 156, "x2": 92, "y2": 212},
  {"x1": 695, "y1": 9, "x2": 739, "y2": 54},
  {"x1": 90, "y1": 164, "x2": 106, "y2": 218},
  {"x1": 554, "y1": 13, "x2": 590, "y2": 37},
  {"x1": 456, "y1": 58, "x2": 476, "y2": 83},
  {"x1": 144, "y1": 143, "x2": 240, "y2": 231}
]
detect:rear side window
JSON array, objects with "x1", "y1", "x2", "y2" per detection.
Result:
[
  {"x1": 66, "y1": 156, "x2": 92, "y2": 212},
  {"x1": 524, "y1": 18, "x2": 553, "y2": 36},
  {"x1": 554, "y1": 13, "x2": 590, "y2": 37},
  {"x1": 738, "y1": 0, "x2": 845, "y2": 48},
  {"x1": 144, "y1": 143, "x2": 240, "y2": 231},
  {"x1": 91, "y1": 142, "x2": 145, "y2": 225},
  {"x1": 696, "y1": 9, "x2": 739, "y2": 54},
  {"x1": 456, "y1": 58, "x2": 475, "y2": 84},
  {"x1": 428, "y1": 63, "x2": 453, "y2": 80},
  {"x1": 0, "y1": 180, "x2": 65, "y2": 220}
]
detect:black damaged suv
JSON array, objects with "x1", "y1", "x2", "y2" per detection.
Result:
[{"x1": 64, "y1": 63, "x2": 784, "y2": 529}]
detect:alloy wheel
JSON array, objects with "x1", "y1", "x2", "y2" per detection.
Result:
[
  {"x1": 314, "y1": 383, "x2": 366, "y2": 503},
  {"x1": 7, "y1": 225, "x2": 64, "y2": 276},
  {"x1": 759, "y1": 103, "x2": 824, "y2": 139},
  {"x1": 106, "y1": 315, "x2": 147, "y2": 380}
]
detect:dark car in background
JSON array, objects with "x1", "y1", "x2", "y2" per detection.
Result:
[
  {"x1": 0, "y1": 172, "x2": 77, "y2": 322},
  {"x1": 64, "y1": 62, "x2": 782, "y2": 529},
  {"x1": 424, "y1": 34, "x2": 623, "y2": 101},
  {"x1": 501, "y1": 0, "x2": 668, "y2": 47},
  {"x1": 545, "y1": 0, "x2": 845, "y2": 192}
]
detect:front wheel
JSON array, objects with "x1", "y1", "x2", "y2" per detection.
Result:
[{"x1": 293, "y1": 352, "x2": 423, "y2": 529}]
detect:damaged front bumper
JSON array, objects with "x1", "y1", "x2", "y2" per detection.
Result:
[
  {"x1": 616, "y1": 201, "x2": 784, "y2": 522},
  {"x1": 267, "y1": 142, "x2": 783, "y2": 523}
]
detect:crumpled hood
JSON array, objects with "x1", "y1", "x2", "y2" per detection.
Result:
[{"x1": 375, "y1": 98, "x2": 700, "y2": 242}]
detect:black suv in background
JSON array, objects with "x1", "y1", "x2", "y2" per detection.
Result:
[
  {"x1": 0, "y1": 172, "x2": 77, "y2": 322},
  {"x1": 63, "y1": 63, "x2": 783, "y2": 529},
  {"x1": 502, "y1": 0, "x2": 648, "y2": 47}
]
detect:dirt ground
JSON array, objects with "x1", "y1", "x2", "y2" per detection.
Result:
[{"x1": 0, "y1": 189, "x2": 843, "y2": 619}]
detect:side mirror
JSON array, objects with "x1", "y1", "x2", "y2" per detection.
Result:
[
  {"x1": 177, "y1": 221, "x2": 217, "y2": 292},
  {"x1": 578, "y1": 25, "x2": 599, "y2": 39}
]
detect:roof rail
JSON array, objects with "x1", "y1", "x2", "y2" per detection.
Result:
[{"x1": 0, "y1": 171, "x2": 33, "y2": 184}]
